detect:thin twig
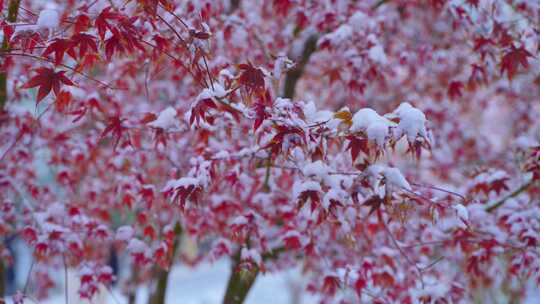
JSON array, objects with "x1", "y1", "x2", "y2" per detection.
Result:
[
  {"x1": 158, "y1": 3, "x2": 190, "y2": 29},
  {"x1": 63, "y1": 254, "x2": 69, "y2": 304},
  {"x1": 486, "y1": 180, "x2": 534, "y2": 212},
  {"x1": 420, "y1": 256, "x2": 445, "y2": 271},
  {"x1": 5, "y1": 52, "x2": 124, "y2": 90},
  {"x1": 372, "y1": 0, "x2": 390, "y2": 10},
  {"x1": 23, "y1": 256, "x2": 35, "y2": 294},
  {"x1": 201, "y1": 53, "x2": 214, "y2": 90},
  {"x1": 381, "y1": 219, "x2": 425, "y2": 288},
  {"x1": 411, "y1": 182, "x2": 466, "y2": 201}
]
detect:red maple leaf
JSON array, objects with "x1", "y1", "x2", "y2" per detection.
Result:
[
  {"x1": 346, "y1": 135, "x2": 369, "y2": 162},
  {"x1": 95, "y1": 7, "x2": 122, "y2": 40},
  {"x1": 74, "y1": 14, "x2": 91, "y2": 33},
  {"x1": 354, "y1": 278, "x2": 366, "y2": 296},
  {"x1": 11, "y1": 30, "x2": 42, "y2": 53},
  {"x1": 321, "y1": 275, "x2": 341, "y2": 295},
  {"x1": 100, "y1": 116, "x2": 126, "y2": 149},
  {"x1": 466, "y1": 0, "x2": 480, "y2": 8},
  {"x1": 104, "y1": 30, "x2": 144, "y2": 59},
  {"x1": 448, "y1": 81, "x2": 463, "y2": 100},
  {"x1": 189, "y1": 98, "x2": 217, "y2": 126},
  {"x1": 21, "y1": 68, "x2": 75, "y2": 103},
  {"x1": 55, "y1": 90, "x2": 72, "y2": 112},
  {"x1": 274, "y1": 0, "x2": 293, "y2": 17},
  {"x1": 42, "y1": 39, "x2": 77, "y2": 64},
  {"x1": 363, "y1": 195, "x2": 385, "y2": 215},
  {"x1": 265, "y1": 125, "x2": 306, "y2": 156},
  {"x1": 500, "y1": 46, "x2": 534, "y2": 80},
  {"x1": 252, "y1": 102, "x2": 270, "y2": 131},
  {"x1": 71, "y1": 33, "x2": 98, "y2": 58},
  {"x1": 237, "y1": 62, "x2": 265, "y2": 94},
  {"x1": 283, "y1": 233, "x2": 303, "y2": 250},
  {"x1": 2, "y1": 21, "x2": 14, "y2": 43}
]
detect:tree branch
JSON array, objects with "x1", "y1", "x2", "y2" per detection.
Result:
[
  {"x1": 485, "y1": 180, "x2": 534, "y2": 213},
  {"x1": 283, "y1": 34, "x2": 318, "y2": 99},
  {"x1": 372, "y1": 0, "x2": 390, "y2": 10}
]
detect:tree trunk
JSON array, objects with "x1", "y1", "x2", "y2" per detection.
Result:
[
  {"x1": 0, "y1": 2, "x2": 21, "y2": 298},
  {"x1": 149, "y1": 222, "x2": 182, "y2": 304},
  {"x1": 1, "y1": 0, "x2": 21, "y2": 112},
  {"x1": 222, "y1": 252, "x2": 258, "y2": 304},
  {"x1": 0, "y1": 259, "x2": 5, "y2": 299},
  {"x1": 282, "y1": 35, "x2": 318, "y2": 99},
  {"x1": 220, "y1": 35, "x2": 319, "y2": 304}
]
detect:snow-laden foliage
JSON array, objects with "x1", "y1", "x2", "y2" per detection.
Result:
[{"x1": 1, "y1": 0, "x2": 540, "y2": 303}]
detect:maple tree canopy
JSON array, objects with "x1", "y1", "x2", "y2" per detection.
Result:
[{"x1": 1, "y1": 0, "x2": 540, "y2": 303}]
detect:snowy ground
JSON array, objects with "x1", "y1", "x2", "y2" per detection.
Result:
[{"x1": 34, "y1": 259, "x2": 317, "y2": 304}]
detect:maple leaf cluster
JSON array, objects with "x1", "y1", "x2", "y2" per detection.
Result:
[{"x1": 1, "y1": 0, "x2": 540, "y2": 303}]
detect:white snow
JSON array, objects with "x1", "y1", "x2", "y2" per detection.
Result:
[
  {"x1": 162, "y1": 177, "x2": 199, "y2": 192},
  {"x1": 37, "y1": 9, "x2": 60, "y2": 29},
  {"x1": 325, "y1": 24, "x2": 353, "y2": 45},
  {"x1": 348, "y1": 11, "x2": 368, "y2": 30},
  {"x1": 148, "y1": 107, "x2": 178, "y2": 130},
  {"x1": 231, "y1": 215, "x2": 248, "y2": 226},
  {"x1": 350, "y1": 108, "x2": 394, "y2": 134},
  {"x1": 366, "y1": 121, "x2": 390, "y2": 146},
  {"x1": 274, "y1": 97, "x2": 294, "y2": 112},
  {"x1": 40, "y1": 259, "x2": 319, "y2": 304},
  {"x1": 393, "y1": 102, "x2": 427, "y2": 141},
  {"x1": 302, "y1": 161, "x2": 330, "y2": 181},
  {"x1": 293, "y1": 181, "x2": 322, "y2": 200},
  {"x1": 382, "y1": 167, "x2": 411, "y2": 191},
  {"x1": 116, "y1": 226, "x2": 134, "y2": 241},
  {"x1": 302, "y1": 101, "x2": 339, "y2": 130},
  {"x1": 273, "y1": 56, "x2": 293, "y2": 78},
  {"x1": 410, "y1": 275, "x2": 451, "y2": 301},
  {"x1": 473, "y1": 170, "x2": 508, "y2": 184},
  {"x1": 453, "y1": 204, "x2": 469, "y2": 221},
  {"x1": 196, "y1": 83, "x2": 228, "y2": 101},
  {"x1": 126, "y1": 238, "x2": 148, "y2": 254},
  {"x1": 368, "y1": 45, "x2": 388, "y2": 65},
  {"x1": 322, "y1": 189, "x2": 348, "y2": 209},
  {"x1": 241, "y1": 248, "x2": 262, "y2": 266},
  {"x1": 515, "y1": 135, "x2": 537, "y2": 150}
]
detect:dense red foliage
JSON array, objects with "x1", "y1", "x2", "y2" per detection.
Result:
[{"x1": 1, "y1": 0, "x2": 540, "y2": 303}]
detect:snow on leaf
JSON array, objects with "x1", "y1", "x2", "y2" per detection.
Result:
[
  {"x1": 148, "y1": 107, "x2": 178, "y2": 130},
  {"x1": 116, "y1": 226, "x2": 134, "y2": 241},
  {"x1": 454, "y1": 204, "x2": 469, "y2": 222},
  {"x1": 37, "y1": 9, "x2": 60, "y2": 29},
  {"x1": 393, "y1": 102, "x2": 427, "y2": 141},
  {"x1": 383, "y1": 167, "x2": 411, "y2": 191},
  {"x1": 351, "y1": 108, "x2": 394, "y2": 133}
]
